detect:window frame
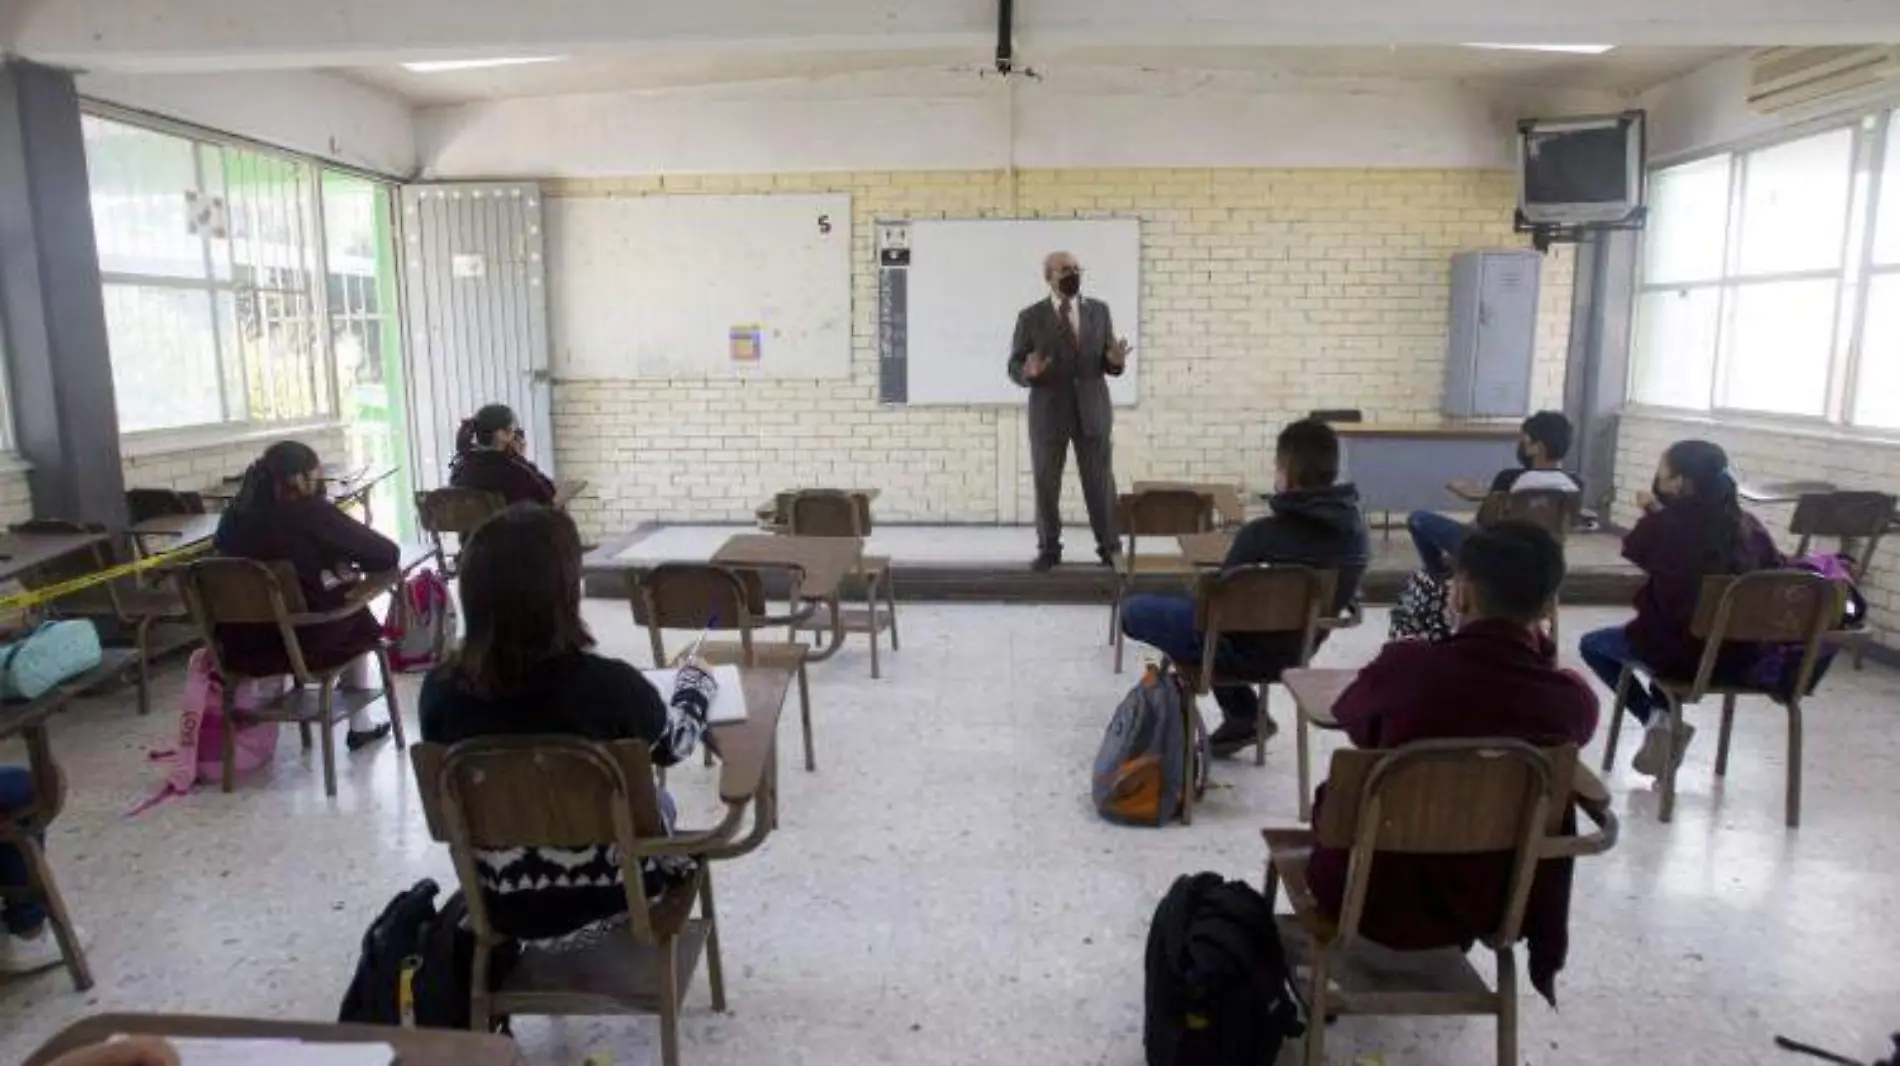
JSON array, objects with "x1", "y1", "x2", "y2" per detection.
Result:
[{"x1": 79, "y1": 101, "x2": 401, "y2": 446}]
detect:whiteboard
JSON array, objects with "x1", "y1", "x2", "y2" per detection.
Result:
[
  {"x1": 904, "y1": 219, "x2": 1139, "y2": 406},
  {"x1": 547, "y1": 194, "x2": 851, "y2": 379}
]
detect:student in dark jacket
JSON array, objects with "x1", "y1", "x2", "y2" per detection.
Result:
[
  {"x1": 1406, "y1": 410, "x2": 1582, "y2": 577},
  {"x1": 1578, "y1": 440, "x2": 1783, "y2": 777},
  {"x1": 1120, "y1": 419, "x2": 1370, "y2": 755},
  {"x1": 419, "y1": 505, "x2": 715, "y2": 945},
  {"x1": 448, "y1": 404, "x2": 556, "y2": 507},
  {"x1": 213, "y1": 440, "x2": 399, "y2": 749},
  {"x1": 1310, "y1": 521, "x2": 1598, "y2": 1004}
]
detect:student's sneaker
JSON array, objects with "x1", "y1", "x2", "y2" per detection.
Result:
[
  {"x1": 1632, "y1": 722, "x2": 1697, "y2": 778},
  {"x1": 0, "y1": 925, "x2": 85, "y2": 976},
  {"x1": 345, "y1": 721, "x2": 393, "y2": 752},
  {"x1": 1209, "y1": 719, "x2": 1262, "y2": 758}
]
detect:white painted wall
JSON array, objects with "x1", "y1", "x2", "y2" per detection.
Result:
[
  {"x1": 1643, "y1": 51, "x2": 1900, "y2": 162},
  {"x1": 419, "y1": 68, "x2": 1619, "y2": 177},
  {"x1": 77, "y1": 69, "x2": 417, "y2": 175}
]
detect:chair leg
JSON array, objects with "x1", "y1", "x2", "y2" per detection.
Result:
[
  {"x1": 1112, "y1": 583, "x2": 1127, "y2": 674},
  {"x1": 136, "y1": 619, "x2": 152, "y2": 716},
  {"x1": 700, "y1": 864, "x2": 728, "y2": 1012},
  {"x1": 797, "y1": 662, "x2": 815, "y2": 773},
  {"x1": 1263, "y1": 857, "x2": 1282, "y2": 909},
  {"x1": 658, "y1": 937, "x2": 682, "y2": 1066},
  {"x1": 1601, "y1": 665, "x2": 1633, "y2": 773},
  {"x1": 221, "y1": 685, "x2": 240, "y2": 793},
  {"x1": 1786, "y1": 697, "x2": 1804, "y2": 829},
  {"x1": 865, "y1": 576, "x2": 881, "y2": 680},
  {"x1": 1658, "y1": 696, "x2": 1681, "y2": 824},
  {"x1": 1179, "y1": 695, "x2": 1196, "y2": 827},
  {"x1": 470, "y1": 944, "x2": 492, "y2": 1032},
  {"x1": 1296, "y1": 707, "x2": 1313, "y2": 821},
  {"x1": 1302, "y1": 952, "x2": 1330, "y2": 1066},
  {"x1": 299, "y1": 721, "x2": 313, "y2": 751},
  {"x1": 318, "y1": 681, "x2": 339, "y2": 798},
  {"x1": 17, "y1": 834, "x2": 93, "y2": 991},
  {"x1": 1714, "y1": 693, "x2": 1737, "y2": 778},
  {"x1": 379, "y1": 649, "x2": 407, "y2": 751},
  {"x1": 884, "y1": 568, "x2": 900, "y2": 651},
  {"x1": 1255, "y1": 683, "x2": 1270, "y2": 767},
  {"x1": 1496, "y1": 945, "x2": 1520, "y2": 1066}
]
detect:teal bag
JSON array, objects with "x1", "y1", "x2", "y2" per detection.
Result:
[{"x1": 0, "y1": 620, "x2": 103, "y2": 702}]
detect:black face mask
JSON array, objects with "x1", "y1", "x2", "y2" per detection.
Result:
[
  {"x1": 1516, "y1": 444, "x2": 1535, "y2": 469},
  {"x1": 1056, "y1": 274, "x2": 1081, "y2": 298}
]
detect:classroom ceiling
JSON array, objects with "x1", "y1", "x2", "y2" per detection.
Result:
[{"x1": 335, "y1": 45, "x2": 1739, "y2": 106}]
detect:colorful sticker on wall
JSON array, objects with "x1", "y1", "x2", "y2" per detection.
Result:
[{"x1": 729, "y1": 325, "x2": 763, "y2": 364}]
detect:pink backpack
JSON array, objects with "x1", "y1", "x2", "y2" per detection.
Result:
[
  {"x1": 384, "y1": 568, "x2": 457, "y2": 672},
  {"x1": 131, "y1": 649, "x2": 283, "y2": 813}
]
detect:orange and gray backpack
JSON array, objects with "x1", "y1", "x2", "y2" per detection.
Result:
[{"x1": 1092, "y1": 662, "x2": 1209, "y2": 827}]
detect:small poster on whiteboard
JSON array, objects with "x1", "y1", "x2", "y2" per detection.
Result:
[{"x1": 729, "y1": 324, "x2": 763, "y2": 365}]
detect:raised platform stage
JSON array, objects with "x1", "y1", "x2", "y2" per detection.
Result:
[{"x1": 584, "y1": 523, "x2": 1643, "y2": 606}]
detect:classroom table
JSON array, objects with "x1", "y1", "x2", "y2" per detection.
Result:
[
  {"x1": 554, "y1": 477, "x2": 589, "y2": 509},
  {"x1": 1177, "y1": 530, "x2": 1236, "y2": 568},
  {"x1": 1738, "y1": 479, "x2": 1840, "y2": 505},
  {"x1": 1282, "y1": 666, "x2": 1358, "y2": 821},
  {"x1": 755, "y1": 487, "x2": 882, "y2": 530},
  {"x1": 1445, "y1": 478, "x2": 1490, "y2": 503},
  {"x1": 24, "y1": 1013, "x2": 525, "y2": 1066},
  {"x1": 1335, "y1": 423, "x2": 1520, "y2": 516},
  {"x1": 700, "y1": 665, "x2": 794, "y2": 858},
  {"x1": 712, "y1": 533, "x2": 865, "y2": 664},
  {"x1": 128, "y1": 512, "x2": 222, "y2": 555},
  {"x1": 1132, "y1": 480, "x2": 1249, "y2": 528},
  {"x1": 0, "y1": 529, "x2": 112, "y2": 585}
]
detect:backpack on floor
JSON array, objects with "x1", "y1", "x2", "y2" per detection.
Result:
[
  {"x1": 130, "y1": 649, "x2": 284, "y2": 814},
  {"x1": 1092, "y1": 662, "x2": 1209, "y2": 827},
  {"x1": 1144, "y1": 872, "x2": 1306, "y2": 1066},
  {"x1": 1388, "y1": 566, "x2": 1455, "y2": 644},
  {"x1": 385, "y1": 568, "x2": 458, "y2": 673},
  {"x1": 338, "y1": 878, "x2": 517, "y2": 1031}
]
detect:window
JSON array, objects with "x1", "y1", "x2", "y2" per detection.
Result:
[
  {"x1": 1632, "y1": 113, "x2": 1900, "y2": 432},
  {"x1": 323, "y1": 171, "x2": 412, "y2": 536},
  {"x1": 83, "y1": 116, "x2": 334, "y2": 434}
]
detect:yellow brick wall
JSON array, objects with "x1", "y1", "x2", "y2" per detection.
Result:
[
  {"x1": 547, "y1": 168, "x2": 1574, "y2": 538},
  {"x1": 1615, "y1": 413, "x2": 1900, "y2": 649}
]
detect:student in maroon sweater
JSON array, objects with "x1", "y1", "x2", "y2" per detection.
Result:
[
  {"x1": 213, "y1": 440, "x2": 400, "y2": 750},
  {"x1": 1308, "y1": 521, "x2": 1598, "y2": 1003},
  {"x1": 1578, "y1": 440, "x2": 1783, "y2": 777},
  {"x1": 449, "y1": 404, "x2": 557, "y2": 507}
]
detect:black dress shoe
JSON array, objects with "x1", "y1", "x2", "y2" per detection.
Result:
[
  {"x1": 346, "y1": 722, "x2": 393, "y2": 752},
  {"x1": 1031, "y1": 553, "x2": 1061, "y2": 572}
]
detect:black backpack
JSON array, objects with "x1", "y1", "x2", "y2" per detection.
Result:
[
  {"x1": 338, "y1": 879, "x2": 517, "y2": 1031},
  {"x1": 1144, "y1": 872, "x2": 1306, "y2": 1066}
]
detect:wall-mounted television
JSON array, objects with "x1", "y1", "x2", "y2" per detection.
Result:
[{"x1": 1517, "y1": 112, "x2": 1646, "y2": 228}]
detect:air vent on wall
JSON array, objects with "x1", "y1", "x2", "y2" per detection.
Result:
[{"x1": 1748, "y1": 46, "x2": 1900, "y2": 114}]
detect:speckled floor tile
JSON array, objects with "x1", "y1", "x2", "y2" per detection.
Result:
[{"x1": 2, "y1": 603, "x2": 1897, "y2": 1065}]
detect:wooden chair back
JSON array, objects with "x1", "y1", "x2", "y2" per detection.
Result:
[
  {"x1": 125, "y1": 489, "x2": 207, "y2": 523},
  {"x1": 1790, "y1": 491, "x2": 1897, "y2": 577},
  {"x1": 1122, "y1": 489, "x2": 1213, "y2": 539},
  {"x1": 1476, "y1": 489, "x2": 1578, "y2": 540},
  {"x1": 1685, "y1": 570, "x2": 1842, "y2": 699},
  {"x1": 178, "y1": 557, "x2": 313, "y2": 682},
  {"x1": 1192, "y1": 565, "x2": 1334, "y2": 686},
  {"x1": 784, "y1": 489, "x2": 872, "y2": 537},
  {"x1": 634, "y1": 563, "x2": 766, "y2": 666},
  {"x1": 411, "y1": 737, "x2": 675, "y2": 946},
  {"x1": 415, "y1": 488, "x2": 506, "y2": 572},
  {"x1": 1317, "y1": 739, "x2": 1577, "y2": 947}
]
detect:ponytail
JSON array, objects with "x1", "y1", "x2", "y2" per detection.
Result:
[
  {"x1": 455, "y1": 418, "x2": 479, "y2": 456},
  {"x1": 457, "y1": 403, "x2": 519, "y2": 456},
  {"x1": 217, "y1": 440, "x2": 321, "y2": 543}
]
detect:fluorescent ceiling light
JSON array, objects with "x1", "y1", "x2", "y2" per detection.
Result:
[
  {"x1": 1463, "y1": 43, "x2": 1616, "y2": 55},
  {"x1": 401, "y1": 56, "x2": 565, "y2": 74}
]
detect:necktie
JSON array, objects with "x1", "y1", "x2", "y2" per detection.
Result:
[{"x1": 1059, "y1": 297, "x2": 1076, "y2": 342}]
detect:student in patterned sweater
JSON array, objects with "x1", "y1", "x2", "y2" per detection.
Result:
[{"x1": 419, "y1": 504, "x2": 715, "y2": 944}]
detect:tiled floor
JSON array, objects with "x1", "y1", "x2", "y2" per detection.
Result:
[
  {"x1": 608, "y1": 523, "x2": 1636, "y2": 575},
  {"x1": 3, "y1": 602, "x2": 1898, "y2": 1065}
]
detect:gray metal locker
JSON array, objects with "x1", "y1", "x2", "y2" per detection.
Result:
[{"x1": 1443, "y1": 250, "x2": 1541, "y2": 417}]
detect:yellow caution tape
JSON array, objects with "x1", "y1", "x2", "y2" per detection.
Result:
[{"x1": 0, "y1": 540, "x2": 212, "y2": 612}]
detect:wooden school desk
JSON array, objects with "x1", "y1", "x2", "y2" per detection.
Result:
[
  {"x1": 0, "y1": 528, "x2": 112, "y2": 585},
  {"x1": 24, "y1": 1013, "x2": 525, "y2": 1066},
  {"x1": 1178, "y1": 530, "x2": 1236, "y2": 568},
  {"x1": 1335, "y1": 423, "x2": 1519, "y2": 516},
  {"x1": 712, "y1": 533, "x2": 865, "y2": 664},
  {"x1": 1133, "y1": 481, "x2": 1249, "y2": 528}
]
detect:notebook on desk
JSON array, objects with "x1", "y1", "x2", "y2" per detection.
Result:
[
  {"x1": 151, "y1": 1038, "x2": 392, "y2": 1066},
  {"x1": 642, "y1": 664, "x2": 748, "y2": 724}
]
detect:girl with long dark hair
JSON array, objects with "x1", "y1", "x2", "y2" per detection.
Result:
[
  {"x1": 213, "y1": 440, "x2": 401, "y2": 749},
  {"x1": 448, "y1": 403, "x2": 556, "y2": 506},
  {"x1": 1578, "y1": 440, "x2": 1783, "y2": 776},
  {"x1": 417, "y1": 505, "x2": 715, "y2": 944}
]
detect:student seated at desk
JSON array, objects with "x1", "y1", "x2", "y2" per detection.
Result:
[
  {"x1": 419, "y1": 505, "x2": 716, "y2": 945},
  {"x1": 449, "y1": 403, "x2": 556, "y2": 507},
  {"x1": 1120, "y1": 420, "x2": 1369, "y2": 756},
  {"x1": 214, "y1": 441, "x2": 399, "y2": 750},
  {"x1": 0, "y1": 765, "x2": 80, "y2": 975},
  {"x1": 1578, "y1": 440, "x2": 1783, "y2": 776},
  {"x1": 1406, "y1": 410, "x2": 1580, "y2": 576},
  {"x1": 1311, "y1": 522, "x2": 1598, "y2": 1002}
]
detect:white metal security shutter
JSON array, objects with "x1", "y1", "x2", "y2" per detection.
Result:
[{"x1": 397, "y1": 182, "x2": 553, "y2": 489}]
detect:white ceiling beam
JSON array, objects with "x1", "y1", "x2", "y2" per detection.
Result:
[{"x1": 16, "y1": 0, "x2": 1900, "y2": 73}]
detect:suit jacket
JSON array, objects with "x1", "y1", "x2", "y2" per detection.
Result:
[{"x1": 1008, "y1": 296, "x2": 1124, "y2": 440}]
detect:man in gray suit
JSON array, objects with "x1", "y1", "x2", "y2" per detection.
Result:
[{"x1": 1008, "y1": 250, "x2": 1130, "y2": 571}]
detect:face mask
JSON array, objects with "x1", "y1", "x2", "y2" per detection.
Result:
[
  {"x1": 1056, "y1": 274, "x2": 1081, "y2": 298},
  {"x1": 1516, "y1": 444, "x2": 1535, "y2": 469}
]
